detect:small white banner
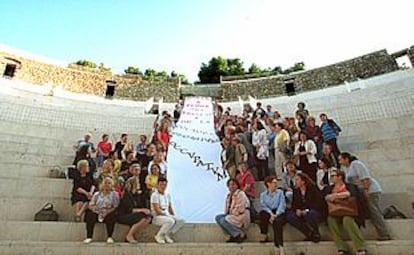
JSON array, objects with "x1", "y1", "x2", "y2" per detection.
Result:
[{"x1": 167, "y1": 97, "x2": 228, "y2": 223}]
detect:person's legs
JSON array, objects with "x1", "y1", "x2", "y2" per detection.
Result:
[
  {"x1": 152, "y1": 215, "x2": 175, "y2": 238},
  {"x1": 169, "y1": 215, "x2": 185, "y2": 234},
  {"x1": 274, "y1": 150, "x2": 283, "y2": 179},
  {"x1": 342, "y1": 216, "x2": 366, "y2": 251},
  {"x1": 216, "y1": 214, "x2": 242, "y2": 237},
  {"x1": 304, "y1": 209, "x2": 321, "y2": 235},
  {"x1": 126, "y1": 216, "x2": 151, "y2": 241},
  {"x1": 367, "y1": 192, "x2": 391, "y2": 239},
  {"x1": 286, "y1": 210, "x2": 312, "y2": 238},
  {"x1": 84, "y1": 210, "x2": 97, "y2": 239},
  {"x1": 258, "y1": 210, "x2": 271, "y2": 234},
  {"x1": 327, "y1": 216, "x2": 349, "y2": 252},
  {"x1": 104, "y1": 211, "x2": 117, "y2": 238},
  {"x1": 272, "y1": 213, "x2": 285, "y2": 248}
]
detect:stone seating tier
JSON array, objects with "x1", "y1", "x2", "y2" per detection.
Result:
[
  {"x1": 1, "y1": 240, "x2": 412, "y2": 255},
  {"x1": 0, "y1": 178, "x2": 412, "y2": 221},
  {"x1": 1, "y1": 220, "x2": 412, "y2": 243}
]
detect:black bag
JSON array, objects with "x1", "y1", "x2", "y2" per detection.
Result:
[
  {"x1": 383, "y1": 205, "x2": 407, "y2": 219},
  {"x1": 34, "y1": 203, "x2": 59, "y2": 221}
]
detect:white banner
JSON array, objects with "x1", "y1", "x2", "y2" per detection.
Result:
[{"x1": 167, "y1": 97, "x2": 228, "y2": 223}]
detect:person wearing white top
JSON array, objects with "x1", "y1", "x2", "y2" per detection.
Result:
[
  {"x1": 294, "y1": 132, "x2": 318, "y2": 182},
  {"x1": 252, "y1": 120, "x2": 269, "y2": 180},
  {"x1": 151, "y1": 177, "x2": 185, "y2": 244}
]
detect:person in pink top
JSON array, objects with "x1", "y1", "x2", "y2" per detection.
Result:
[{"x1": 236, "y1": 162, "x2": 256, "y2": 221}]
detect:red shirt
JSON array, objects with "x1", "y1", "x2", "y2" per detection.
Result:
[
  {"x1": 97, "y1": 141, "x2": 112, "y2": 155},
  {"x1": 237, "y1": 171, "x2": 256, "y2": 198}
]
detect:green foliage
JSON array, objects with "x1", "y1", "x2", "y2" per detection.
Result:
[
  {"x1": 198, "y1": 56, "x2": 245, "y2": 83},
  {"x1": 98, "y1": 63, "x2": 111, "y2": 73},
  {"x1": 248, "y1": 63, "x2": 262, "y2": 74},
  {"x1": 74, "y1": 59, "x2": 97, "y2": 69},
  {"x1": 124, "y1": 66, "x2": 142, "y2": 75},
  {"x1": 198, "y1": 57, "x2": 305, "y2": 83}
]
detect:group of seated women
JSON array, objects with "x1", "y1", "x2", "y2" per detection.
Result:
[
  {"x1": 71, "y1": 159, "x2": 184, "y2": 244},
  {"x1": 216, "y1": 152, "x2": 390, "y2": 255}
]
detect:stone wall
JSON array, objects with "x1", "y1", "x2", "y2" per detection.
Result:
[
  {"x1": 0, "y1": 52, "x2": 180, "y2": 102},
  {"x1": 220, "y1": 50, "x2": 399, "y2": 101}
]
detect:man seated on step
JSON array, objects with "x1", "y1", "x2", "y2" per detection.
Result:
[{"x1": 151, "y1": 177, "x2": 185, "y2": 244}]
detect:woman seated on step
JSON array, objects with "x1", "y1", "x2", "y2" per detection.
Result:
[
  {"x1": 286, "y1": 172, "x2": 327, "y2": 243},
  {"x1": 215, "y1": 178, "x2": 250, "y2": 243},
  {"x1": 325, "y1": 169, "x2": 368, "y2": 255},
  {"x1": 71, "y1": 160, "x2": 95, "y2": 222},
  {"x1": 145, "y1": 163, "x2": 161, "y2": 193},
  {"x1": 151, "y1": 177, "x2": 185, "y2": 244},
  {"x1": 117, "y1": 177, "x2": 152, "y2": 243},
  {"x1": 83, "y1": 177, "x2": 120, "y2": 244},
  {"x1": 259, "y1": 176, "x2": 287, "y2": 255}
]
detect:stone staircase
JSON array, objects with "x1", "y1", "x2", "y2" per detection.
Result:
[{"x1": 1, "y1": 73, "x2": 414, "y2": 255}]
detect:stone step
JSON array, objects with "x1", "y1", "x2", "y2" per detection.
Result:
[
  {"x1": 1, "y1": 177, "x2": 412, "y2": 221},
  {"x1": 1, "y1": 240, "x2": 413, "y2": 255},
  {"x1": 0, "y1": 150, "x2": 73, "y2": 167},
  {"x1": 0, "y1": 220, "x2": 412, "y2": 243}
]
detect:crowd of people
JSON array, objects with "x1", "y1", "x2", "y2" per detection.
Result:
[{"x1": 68, "y1": 100, "x2": 391, "y2": 255}]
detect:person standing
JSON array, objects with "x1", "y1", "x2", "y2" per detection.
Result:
[{"x1": 338, "y1": 152, "x2": 391, "y2": 241}]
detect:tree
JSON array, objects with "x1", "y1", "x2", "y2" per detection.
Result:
[
  {"x1": 248, "y1": 63, "x2": 262, "y2": 74},
  {"x1": 144, "y1": 68, "x2": 156, "y2": 77},
  {"x1": 98, "y1": 62, "x2": 111, "y2": 73},
  {"x1": 74, "y1": 60, "x2": 97, "y2": 69},
  {"x1": 226, "y1": 58, "x2": 245, "y2": 76},
  {"x1": 124, "y1": 66, "x2": 142, "y2": 75}
]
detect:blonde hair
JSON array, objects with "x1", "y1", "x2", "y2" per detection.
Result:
[
  {"x1": 124, "y1": 177, "x2": 140, "y2": 193},
  {"x1": 77, "y1": 160, "x2": 89, "y2": 170},
  {"x1": 99, "y1": 177, "x2": 114, "y2": 191}
]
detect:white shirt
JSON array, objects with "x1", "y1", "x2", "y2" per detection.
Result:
[{"x1": 151, "y1": 190, "x2": 171, "y2": 215}]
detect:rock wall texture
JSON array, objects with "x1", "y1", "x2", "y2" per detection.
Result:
[
  {"x1": 0, "y1": 52, "x2": 180, "y2": 102},
  {"x1": 220, "y1": 50, "x2": 399, "y2": 101},
  {"x1": 0, "y1": 49, "x2": 400, "y2": 102}
]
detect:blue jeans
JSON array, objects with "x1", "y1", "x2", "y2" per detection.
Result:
[
  {"x1": 286, "y1": 209, "x2": 321, "y2": 237},
  {"x1": 215, "y1": 214, "x2": 242, "y2": 237}
]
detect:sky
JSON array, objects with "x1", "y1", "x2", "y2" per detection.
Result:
[{"x1": 0, "y1": 0, "x2": 413, "y2": 82}]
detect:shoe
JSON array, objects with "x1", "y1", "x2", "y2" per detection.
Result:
[
  {"x1": 164, "y1": 235, "x2": 174, "y2": 244},
  {"x1": 73, "y1": 216, "x2": 82, "y2": 222},
  {"x1": 377, "y1": 236, "x2": 391, "y2": 241},
  {"x1": 226, "y1": 236, "x2": 236, "y2": 243},
  {"x1": 155, "y1": 235, "x2": 166, "y2": 244},
  {"x1": 260, "y1": 237, "x2": 270, "y2": 243},
  {"x1": 106, "y1": 237, "x2": 115, "y2": 244},
  {"x1": 83, "y1": 238, "x2": 93, "y2": 244},
  {"x1": 125, "y1": 237, "x2": 138, "y2": 244},
  {"x1": 311, "y1": 233, "x2": 321, "y2": 243},
  {"x1": 356, "y1": 250, "x2": 367, "y2": 255},
  {"x1": 234, "y1": 234, "x2": 246, "y2": 243}
]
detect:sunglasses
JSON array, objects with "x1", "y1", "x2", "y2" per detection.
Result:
[{"x1": 330, "y1": 174, "x2": 337, "y2": 177}]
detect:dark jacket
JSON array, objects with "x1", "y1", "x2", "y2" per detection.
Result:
[
  {"x1": 326, "y1": 183, "x2": 369, "y2": 227},
  {"x1": 118, "y1": 190, "x2": 149, "y2": 216},
  {"x1": 292, "y1": 184, "x2": 328, "y2": 220}
]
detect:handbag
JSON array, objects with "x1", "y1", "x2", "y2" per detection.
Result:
[
  {"x1": 34, "y1": 203, "x2": 59, "y2": 221},
  {"x1": 327, "y1": 197, "x2": 358, "y2": 217}
]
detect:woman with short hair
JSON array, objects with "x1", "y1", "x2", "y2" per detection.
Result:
[
  {"x1": 71, "y1": 160, "x2": 95, "y2": 222},
  {"x1": 118, "y1": 177, "x2": 152, "y2": 243},
  {"x1": 259, "y1": 176, "x2": 286, "y2": 255},
  {"x1": 83, "y1": 177, "x2": 120, "y2": 244}
]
